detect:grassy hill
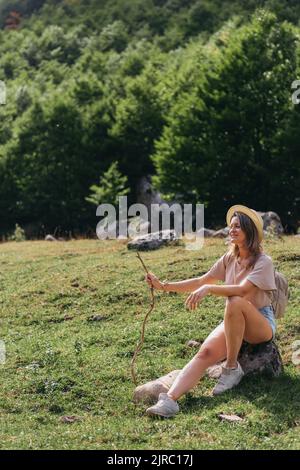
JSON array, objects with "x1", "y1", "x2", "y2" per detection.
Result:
[{"x1": 0, "y1": 237, "x2": 299, "y2": 449}]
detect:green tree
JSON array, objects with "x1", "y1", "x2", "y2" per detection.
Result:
[
  {"x1": 109, "y1": 60, "x2": 165, "y2": 192},
  {"x1": 153, "y1": 11, "x2": 299, "y2": 227},
  {"x1": 86, "y1": 161, "x2": 129, "y2": 206}
]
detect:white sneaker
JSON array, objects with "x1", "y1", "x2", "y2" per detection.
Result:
[
  {"x1": 212, "y1": 362, "x2": 244, "y2": 395},
  {"x1": 146, "y1": 393, "x2": 179, "y2": 418}
]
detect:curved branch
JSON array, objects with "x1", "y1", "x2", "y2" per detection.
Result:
[{"x1": 130, "y1": 251, "x2": 155, "y2": 386}]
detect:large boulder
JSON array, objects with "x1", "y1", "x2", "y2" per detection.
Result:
[
  {"x1": 127, "y1": 229, "x2": 180, "y2": 251},
  {"x1": 258, "y1": 211, "x2": 284, "y2": 237},
  {"x1": 212, "y1": 227, "x2": 230, "y2": 238},
  {"x1": 133, "y1": 370, "x2": 181, "y2": 404},
  {"x1": 45, "y1": 234, "x2": 57, "y2": 242},
  {"x1": 202, "y1": 228, "x2": 217, "y2": 237},
  {"x1": 136, "y1": 176, "x2": 167, "y2": 211},
  {"x1": 207, "y1": 340, "x2": 283, "y2": 378},
  {"x1": 133, "y1": 340, "x2": 283, "y2": 403}
]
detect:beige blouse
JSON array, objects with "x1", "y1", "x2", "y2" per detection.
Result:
[{"x1": 207, "y1": 252, "x2": 277, "y2": 309}]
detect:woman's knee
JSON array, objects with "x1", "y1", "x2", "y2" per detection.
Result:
[
  {"x1": 226, "y1": 296, "x2": 244, "y2": 312},
  {"x1": 227, "y1": 296, "x2": 243, "y2": 307},
  {"x1": 196, "y1": 345, "x2": 216, "y2": 362},
  {"x1": 224, "y1": 296, "x2": 244, "y2": 320}
]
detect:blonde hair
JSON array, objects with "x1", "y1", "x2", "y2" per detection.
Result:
[{"x1": 228, "y1": 211, "x2": 263, "y2": 269}]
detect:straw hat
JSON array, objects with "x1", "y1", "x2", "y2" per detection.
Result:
[{"x1": 226, "y1": 205, "x2": 264, "y2": 242}]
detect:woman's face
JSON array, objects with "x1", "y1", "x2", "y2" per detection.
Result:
[{"x1": 229, "y1": 216, "x2": 246, "y2": 246}]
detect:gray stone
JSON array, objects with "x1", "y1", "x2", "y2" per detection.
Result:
[
  {"x1": 212, "y1": 227, "x2": 230, "y2": 238},
  {"x1": 45, "y1": 234, "x2": 57, "y2": 241},
  {"x1": 136, "y1": 176, "x2": 169, "y2": 212},
  {"x1": 207, "y1": 341, "x2": 283, "y2": 378},
  {"x1": 127, "y1": 229, "x2": 179, "y2": 251},
  {"x1": 87, "y1": 315, "x2": 107, "y2": 322},
  {"x1": 258, "y1": 211, "x2": 284, "y2": 237},
  {"x1": 186, "y1": 340, "x2": 201, "y2": 348},
  {"x1": 133, "y1": 370, "x2": 181, "y2": 404}
]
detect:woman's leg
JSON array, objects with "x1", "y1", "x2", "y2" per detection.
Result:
[
  {"x1": 224, "y1": 296, "x2": 273, "y2": 368},
  {"x1": 167, "y1": 322, "x2": 227, "y2": 401}
]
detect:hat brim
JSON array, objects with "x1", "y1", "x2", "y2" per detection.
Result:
[{"x1": 226, "y1": 205, "x2": 264, "y2": 242}]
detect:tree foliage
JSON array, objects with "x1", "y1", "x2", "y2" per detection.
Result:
[
  {"x1": 0, "y1": 1, "x2": 299, "y2": 236},
  {"x1": 86, "y1": 161, "x2": 129, "y2": 207}
]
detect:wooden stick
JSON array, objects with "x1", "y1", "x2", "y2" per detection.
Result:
[{"x1": 130, "y1": 251, "x2": 155, "y2": 386}]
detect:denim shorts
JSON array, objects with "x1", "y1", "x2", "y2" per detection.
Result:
[{"x1": 258, "y1": 305, "x2": 276, "y2": 339}]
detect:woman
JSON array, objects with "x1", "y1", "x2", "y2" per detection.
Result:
[{"x1": 145, "y1": 205, "x2": 277, "y2": 418}]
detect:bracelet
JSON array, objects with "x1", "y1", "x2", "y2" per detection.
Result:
[{"x1": 162, "y1": 280, "x2": 169, "y2": 292}]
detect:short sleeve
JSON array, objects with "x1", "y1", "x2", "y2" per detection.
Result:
[
  {"x1": 207, "y1": 254, "x2": 228, "y2": 282},
  {"x1": 247, "y1": 255, "x2": 277, "y2": 291}
]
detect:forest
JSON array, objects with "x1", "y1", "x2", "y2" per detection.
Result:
[{"x1": 0, "y1": 0, "x2": 299, "y2": 237}]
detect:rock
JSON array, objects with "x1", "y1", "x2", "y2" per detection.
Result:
[
  {"x1": 204, "y1": 228, "x2": 217, "y2": 237},
  {"x1": 212, "y1": 227, "x2": 230, "y2": 238},
  {"x1": 87, "y1": 315, "x2": 107, "y2": 322},
  {"x1": 291, "y1": 340, "x2": 300, "y2": 366},
  {"x1": 239, "y1": 340, "x2": 283, "y2": 376},
  {"x1": 25, "y1": 362, "x2": 41, "y2": 371},
  {"x1": 59, "y1": 415, "x2": 82, "y2": 424},
  {"x1": 218, "y1": 414, "x2": 244, "y2": 423},
  {"x1": 134, "y1": 341, "x2": 283, "y2": 403},
  {"x1": 133, "y1": 370, "x2": 181, "y2": 404},
  {"x1": 71, "y1": 281, "x2": 80, "y2": 287},
  {"x1": 45, "y1": 234, "x2": 57, "y2": 241},
  {"x1": 207, "y1": 341, "x2": 283, "y2": 378},
  {"x1": 258, "y1": 211, "x2": 284, "y2": 237},
  {"x1": 136, "y1": 176, "x2": 168, "y2": 212},
  {"x1": 206, "y1": 364, "x2": 223, "y2": 379},
  {"x1": 127, "y1": 229, "x2": 179, "y2": 251},
  {"x1": 136, "y1": 176, "x2": 185, "y2": 233},
  {"x1": 186, "y1": 340, "x2": 201, "y2": 348},
  {"x1": 292, "y1": 340, "x2": 300, "y2": 350},
  {"x1": 45, "y1": 234, "x2": 65, "y2": 242}
]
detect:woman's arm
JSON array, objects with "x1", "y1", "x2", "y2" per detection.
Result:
[
  {"x1": 164, "y1": 272, "x2": 219, "y2": 293},
  {"x1": 207, "y1": 280, "x2": 256, "y2": 297},
  {"x1": 146, "y1": 272, "x2": 219, "y2": 293},
  {"x1": 185, "y1": 280, "x2": 256, "y2": 310}
]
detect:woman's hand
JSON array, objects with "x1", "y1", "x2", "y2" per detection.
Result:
[
  {"x1": 185, "y1": 285, "x2": 210, "y2": 310},
  {"x1": 145, "y1": 272, "x2": 164, "y2": 290}
]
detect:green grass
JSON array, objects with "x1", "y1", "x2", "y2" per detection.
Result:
[{"x1": 0, "y1": 237, "x2": 299, "y2": 450}]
